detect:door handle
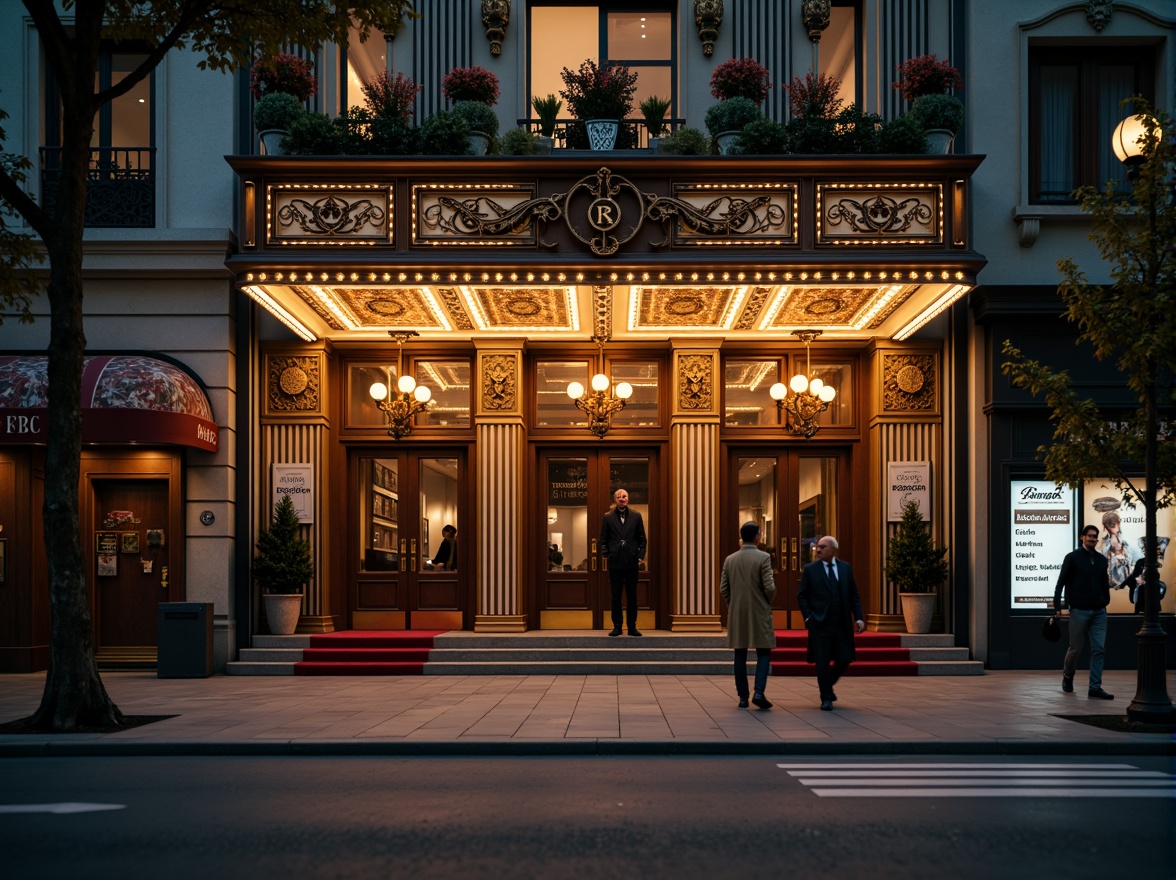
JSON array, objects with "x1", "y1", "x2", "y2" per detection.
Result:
[
  {"x1": 410, "y1": 538, "x2": 417, "y2": 571},
  {"x1": 399, "y1": 538, "x2": 406, "y2": 572}
]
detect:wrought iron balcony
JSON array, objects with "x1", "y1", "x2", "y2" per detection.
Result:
[{"x1": 40, "y1": 146, "x2": 156, "y2": 228}]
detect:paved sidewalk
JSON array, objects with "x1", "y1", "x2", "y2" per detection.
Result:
[{"x1": 1, "y1": 669, "x2": 1173, "y2": 756}]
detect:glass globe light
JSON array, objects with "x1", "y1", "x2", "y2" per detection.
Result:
[
  {"x1": 809, "y1": 377, "x2": 825, "y2": 395},
  {"x1": 414, "y1": 385, "x2": 431, "y2": 403},
  {"x1": 590, "y1": 373, "x2": 611, "y2": 393},
  {"x1": 397, "y1": 374, "x2": 417, "y2": 394},
  {"x1": 369, "y1": 381, "x2": 388, "y2": 401},
  {"x1": 1112, "y1": 114, "x2": 1154, "y2": 164},
  {"x1": 567, "y1": 381, "x2": 585, "y2": 399},
  {"x1": 789, "y1": 373, "x2": 809, "y2": 394},
  {"x1": 819, "y1": 385, "x2": 836, "y2": 402},
  {"x1": 615, "y1": 382, "x2": 633, "y2": 399},
  {"x1": 769, "y1": 382, "x2": 787, "y2": 401}
]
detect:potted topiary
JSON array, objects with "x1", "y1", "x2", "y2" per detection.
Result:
[
  {"x1": 442, "y1": 65, "x2": 501, "y2": 106},
  {"x1": 531, "y1": 93, "x2": 562, "y2": 154},
  {"x1": 657, "y1": 126, "x2": 711, "y2": 156},
  {"x1": 253, "y1": 92, "x2": 307, "y2": 155},
  {"x1": 559, "y1": 58, "x2": 638, "y2": 150},
  {"x1": 362, "y1": 71, "x2": 423, "y2": 124},
  {"x1": 910, "y1": 92, "x2": 965, "y2": 154},
  {"x1": 639, "y1": 95, "x2": 672, "y2": 152},
  {"x1": 885, "y1": 498, "x2": 949, "y2": 634},
  {"x1": 705, "y1": 95, "x2": 763, "y2": 155},
  {"x1": 254, "y1": 495, "x2": 314, "y2": 636},
  {"x1": 451, "y1": 100, "x2": 500, "y2": 154},
  {"x1": 500, "y1": 127, "x2": 539, "y2": 155},
  {"x1": 894, "y1": 54, "x2": 963, "y2": 154}
]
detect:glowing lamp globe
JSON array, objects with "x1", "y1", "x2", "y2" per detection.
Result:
[
  {"x1": 369, "y1": 382, "x2": 388, "y2": 401},
  {"x1": 567, "y1": 381, "x2": 585, "y2": 399},
  {"x1": 615, "y1": 382, "x2": 633, "y2": 399}
]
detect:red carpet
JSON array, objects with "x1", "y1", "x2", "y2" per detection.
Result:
[
  {"x1": 770, "y1": 630, "x2": 919, "y2": 676},
  {"x1": 294, "y1": 630, "x2": 444, "y2": 676}
]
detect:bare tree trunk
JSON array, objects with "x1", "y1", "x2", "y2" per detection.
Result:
[{"x1": 25, "y1": 2, "x2": 122, "y2": 731}]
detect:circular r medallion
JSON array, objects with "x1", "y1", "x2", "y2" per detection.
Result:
[{"x1": 587, "y1": 197, "x2": 621, "y2": 232}]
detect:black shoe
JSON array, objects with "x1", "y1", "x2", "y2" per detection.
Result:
[
  {"x1": 628, "y1": 629, "x2": 642, "y2": 637},
  {"x1": 1062, "y1": 674, "x2": 1074, "y2": 693},
  {"x1": 738, "y1": 697, "x2": 749, "y2": 708},
  {"x1": 608, "y1": 628, "x2": 622, "y2": 637},
  {"x1": 751, "y1": 693, "x2": 772, "y2": 710},
  {"x1": 830, "y1": 690, "x2": 838, "y2": 702},
  {"x1": 1088, "y1": 688, "x2": 1114, "y2": 700},
  {"x1": 820, "y1": 700, "x2": 833, "y2": 711}
]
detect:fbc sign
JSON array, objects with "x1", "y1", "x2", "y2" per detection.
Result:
[{"x1": 4, "y1": 414, "x2": 43, "y2": 438}]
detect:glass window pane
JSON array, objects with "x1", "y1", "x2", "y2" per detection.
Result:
[
  {"x1": 798, "y1": 457, "x2": 837, "y2": 562},
  {"x1": 420, "y1": 458, "x2": 459, "y2": 572},
  {"x1": 348, "y1": 363, "x2": 400, "y2": 427},
  {"x1": 536, "y1": 360, "x2": 589, "y2": 427},
  {"x1": 608, "y1": 458, "x2": 650, "y2": 569},
  {"x1": 812, "y1": 362, "x2": 852, "y2": 428},
  {"x1": 346, "y1": 25, "x2": 390, "y2": 112},
  {"x1": 547, "y1": 458, "x2": 588, "y2": 572},
  {"x1": 823, "y1": 6, "x2": 858, "y2": 108},
  {"x1": 1097, "y1": 64, "x2": 1134, "y2": 190},
  {"x1": 608, "y1": 360, "x2": 659, "y2": 427},
  {"x1": 725, "y1": 359, "x2": 777, "y2": 426},
  {"x1": 738, "y1": 457, "x2": 778, "y2": 567},
  {"x1": 108, "y1": 53, "x2": 151, "y2": 154},
  {"x1": 415, "y1": 359, "x2": 470, "y2": 427},
  {"x1": 530, "y1": 6, "x2": 598, "y2": 116},
  {"x1": 607, "y1": 12, "x2": 671, "y2": 61},
  {"x1": 362, "y1": 457, "x2": 400, "y2": 572},
  {"x1": 1039, "y1": 64, "x2": 1077, "y2": 202}
]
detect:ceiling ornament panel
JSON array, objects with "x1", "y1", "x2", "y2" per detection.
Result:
[
  {"x1": 292, "y1": 285, "x2": 450, "y2": 331},
  {"x1": 817, "y1": 183, "x2": 942, "y2": 245},
  {"x1": 760, "y1": 284, "x2": 915, "y2": 331},
  {"x1": 629, "y1": 285, "x2": 747, "y2": 331},
  {"x1": 459, "y1": 285, "x2": 578, "y2": 331},
  {"x1": 732, "y1": 285, "x2": 773, "y2": 330},
  {"x1": 268, "y1": 185, "x2": 391, "y2": 245}
]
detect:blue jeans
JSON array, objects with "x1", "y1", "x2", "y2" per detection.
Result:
[
  {"x1": 734, "y1": 648, "x2": 772, "y2": 698},
  {"x1": 1063, "y1": 608, "x2": 1107, "y2": 691}
]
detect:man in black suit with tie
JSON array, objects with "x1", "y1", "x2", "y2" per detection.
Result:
[
  {"x1": 599, "y1": 488, "x2": 647, "y2": 637},
  {"x1": 797, "y1": 535, "x2": 865, "y2": 710}
]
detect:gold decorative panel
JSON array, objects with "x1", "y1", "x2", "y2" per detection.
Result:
[
  {"x1": 817, "y1": 183, "x2": 942, "y2": 245},
  {"x1": 762, "y1": 285, "x2": 913, "y2": 331},
  {"x1": 882, "y1": 353, "x2": 937, "y2": 412},
  {"x1": 413, "y1": 184, "x2": 540, "y2": 246},
  {"x1": 675, "y1": 353, "x2": 716, "y2": 413},
  {"x1": 294, "y1": 286, "x2": 451, "y2": 331},
  {"x1": 268, "y1": 185, "x2": 391, "y2": 245},
  {"x1": 479, "y1": 352, "x2": 519, "y2": 413},
  {"x1": 667, "y1": 183, "x2": 796, "y2": 245},
  {"x1": 632, "y1": 286, "x2": 746, "y2": 331},
  {"x1": 461, "y1": 286, "x2": 577, "y2": 331},
  {"x1": 264, "y1": 352, "x2": 324, "y2": 416}
]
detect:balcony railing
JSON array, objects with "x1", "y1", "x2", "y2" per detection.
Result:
[
  {"x1": 40, "y1": 146, "x2": 156, "y2": 228},
  {"x1": 517, "y1": 118, "x2": 687, "y2": 150}
]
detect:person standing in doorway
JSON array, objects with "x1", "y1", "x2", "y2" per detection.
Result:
[
  {"x1": 600, "y1": 488, "x2": 646, "y2": 637},
  {"x1": 720, "y1": 521, "x2": 777, "y2": 709},
  {"x1": 431, "y1": 524, "x2": 457, "y2": 571},
  {"x1": 1052, "y1": 524, "x2": 1114, "y2": 699},
  {"x1": 797, "y1": 535, "x2": 865, "y2": 711}
]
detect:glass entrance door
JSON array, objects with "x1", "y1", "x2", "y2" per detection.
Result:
[
  {"x1": 539, "y1": 450, "x2": 657, "y2": 630},
  {"x1": 729, "y1": 450, "x2": 847, "y2": 629},
  {"x1": 353, "y1": 451, "x2": 466, "y2": 630}
]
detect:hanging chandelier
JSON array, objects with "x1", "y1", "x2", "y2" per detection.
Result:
[
  {"x1": 769, "y1": 330, "x2": 836, "y2": 439},
  {"x1": 368, "y1": 330, "x2": 433, "y2": 439},
  {"x1": 566, "y1": 336, "x2": 633, "y2": 439}
]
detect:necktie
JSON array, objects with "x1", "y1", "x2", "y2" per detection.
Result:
[{"x1": 826, "y1": 562, "x2": 837, "y2": 582}]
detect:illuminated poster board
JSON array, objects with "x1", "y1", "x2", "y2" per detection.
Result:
[
  {"x1": 1009, "y1": 480, "x2": 1075, "y2": 609},
  {"x1": 1082, "y1": 479, "x2": 1175, "y2": 614}
]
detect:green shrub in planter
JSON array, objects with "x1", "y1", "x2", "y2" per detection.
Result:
[
  {"x1": 911, "y1": 93, "x2": 964, "y2": 134},
  {"x1": 885, "y1": 499, "x2": 949, "y2": 594},
  {"x1": 531, "y1": 94, "x2": 562, "y2": 138},
  {"x1": 421, "y1": 109, "x2": 473, "y2": 155},
  {"x1": 704, "y1": 96, "x2": 763, "y2": 137},
  {"x1": 283, "y1": 112, "x2": 341, "y2": 155},
  {"x1": 253, "y1": 92, "x2": 305, "y2": 132},
  {"x1": 254, "y1": 495, "x2": 314, "y2": 595},
  {"x1": 735, "y1": 117, "x2": 789, "y2": 155},
  {"x1": 369, "y1": 115, "x2": 421, "y2": 155},
  {"x1": 500, "y1": 127, "x2": 539, "y2": 155},
  {"x1": 657, "y1": 126, "x2": 712, "y2": 155},
  {"x1": 877, "y1": 113, "x2": 928, "y2": 153},
  {"x1": 640, "y1": 95, "x2": 672, "y2": 138},
  {"x1": 834, "y1": 105, "x2": 883, "y2": 154},
  {"x1": 451, "y1": 100, "x2": 500, "y2": 138},
  {"x1": 785, "y1": 115, "x2": 839, "y2": 154}
]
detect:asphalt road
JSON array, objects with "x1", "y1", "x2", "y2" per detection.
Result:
[{"x1": 2, "y1": 755, "x2": 1173, "y2": 880}]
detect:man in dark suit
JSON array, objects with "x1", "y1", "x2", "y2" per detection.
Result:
[
  {"x1": 599, "y1": 488, "x2": 647, "y2": 637},
  {"x1": 797, "y1": 535, "x2": 864, "y2": 710}
]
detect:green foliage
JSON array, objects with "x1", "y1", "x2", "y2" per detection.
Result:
[
  {"x1": 657, "y1": 126, "x2": 712, "y2": 156},
  {"x1": 283, "y1": 111, "x2": 342, "y2": 155},
  {"x1": 911, "y1": 93, "x2": 964, "y2": 134},
  {"x1": 499, "y1": 127, "x2": 538, "y2": 156},
  {"x1": 785, "y1": 116, "x2": 839, "y2": 154},
  {"x1": 368, "y1": 115, "x2": 421, "y2": 155},
  {"x1": 878, "y1": 113, "x2": 929, "y2": 153},
  {"x1": 420, "y1": 109, "x2": 474, "y2": 156},
  {"x1": 704, "y1": 96, "x2": 763, "y2": 137},
  {"x1": 253, "y1": 91, "x2": 305, "y2": 131},
  {"x1": 639, "y1": 95, "x2": 672, "y2": 137},
  {"x1": 531, "y1": 94, "x2": 562, "y2": 138},
  {"x1": 559, "y1": 59, "x2": 638, "y2": 121},
  {"x1": 734, "y1": 117, "x2": 789, "y2": 155},
  {"x1": 451, "y1": 100, "x2": 500, "y2": 138},
  {"x1": 1001, "y1": 102, "x2": 1176, "y2": 515},
  {"x1": 0, "y1": 109, "x2": 39, "y2": 324},
  {"x1": 832, "y1": 105, "x2": 884, "y2": 153},
  {"x1": 362, "y1": 71, "x2": 422, "y2": 123},
  {"x1": 253, "y1": 496, "x2": 314, "y2": 594},
  {"x1": 885, "y1": 500, "x2": 949, "y2": 593}
]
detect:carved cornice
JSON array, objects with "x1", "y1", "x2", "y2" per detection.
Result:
[{"x1": 1086, "y1": 0, "x2": 1113, "y2": 31}]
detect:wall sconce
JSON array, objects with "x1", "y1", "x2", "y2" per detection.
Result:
[
  {"x1": 769, "y1": 330, "x2": 836, "y2": 439},
  {"x1": 482, "y1": 0, "x2": 510, "y2": 56},
  {"x1": 369, "y1": 330, "x2": 433, "y2": 439},
  {"x1": 566, "y1": 336, "x2": 633, "y2": 439},
  {"x1": 1111, "y1": 113, "x2": 1157, "y2": 180},
  {"x1": 693, "y1": 0, "x2": 723, "y2": 57}
]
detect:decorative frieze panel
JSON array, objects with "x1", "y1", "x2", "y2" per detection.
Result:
[
  {"x1": 817, "y1": 183, "x2": 942, "y2": 245},
  {"x1": 674, "y1": 351, "x2": 717, "y2": 414},
  {"x1": 631, "y1": 286, "x2": 749, "y2": 331},
  {"x1": 414, "y1": 184, "x2": 545, "y2": 246},
  {"x1": 881, "y1": 352, "x2": 937, "y2": 412},
  {"x1": 478, "y1": 352, "x2": 520, "y2": 414},
  {"x1": 264, "y1": 351, "x2": 325, "y2": 417},
  {"x1": 666, "y1": 183, "x2": 796, "y2": 246},
  {"x1": 268, "y1": 184, "x2": 392, "y2": 245}
]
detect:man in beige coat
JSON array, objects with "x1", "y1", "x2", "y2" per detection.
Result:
[{"x1": 720, "y1": 521, "x2": 777, "y2": 709}]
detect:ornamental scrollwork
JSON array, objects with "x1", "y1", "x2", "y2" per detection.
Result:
[
  {"x1": 648, "y1": 194, "x2": 788, "y2": 242},
  {"x1": 882, "y1": 354, "x2": 935, "y2": 412},
  {"x1": 679, "y1": 354, "x2": 713, "y2": 411},
  {"x1": 825, "y1": 195, "x2": 933, "y2": 236},
  {"x1": 276, "y1": 195, "x2": 385, "y2": 236},
  {"x1": 481, "y1": 354, "x2": 517, "y2": 411},
  {"x1": 267, "y1": 354, "x2": 321, "y2": 413},
  {"x1": 422, "y1": 195, "x2": 560, "y2": 238}
]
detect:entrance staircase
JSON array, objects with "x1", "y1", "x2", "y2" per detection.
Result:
[{"x1": 226, "y1": 630, "x2": 983, "y2": 676}]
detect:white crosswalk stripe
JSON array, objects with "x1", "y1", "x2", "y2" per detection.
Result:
[{"x1": 777, "y1": 762, "x2": 1176, "y2": 798}]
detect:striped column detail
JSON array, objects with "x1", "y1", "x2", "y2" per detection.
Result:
[
  {"x1": 731, "y1": 0, "x2": 791, "y2": 124},
  {"x1": 880, "y1": 0, "x2": 930, "y2": 119},
  {"x1": 260, "y1": 422, "x2": 329, "y2": 626},
  {"x1": 411, "y1": 0, "x2": 473, "y2": 121},
  {"x1": 475, "y1": 420, "x2": 526, "y2": 630},
  {"x1": 670, "y1": 420, "x2": 722, "y2": 630}
]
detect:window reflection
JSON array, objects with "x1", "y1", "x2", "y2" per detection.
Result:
[{"x1": 725, "y1": 360, "x2": 776, "y2": 426}]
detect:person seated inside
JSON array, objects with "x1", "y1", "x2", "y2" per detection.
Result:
[
  {"x1": 430, "y1": 524, "x2": 458, "y2": 570},
  {"x1": 548, "y1": 543, "x2": 564, "y2": 570}
]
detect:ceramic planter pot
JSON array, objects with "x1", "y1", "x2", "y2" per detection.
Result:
[
  {"x1": 715, "y1": 131, "x2": 740, "y2": 155},
  {"x1": 584, "y1": 119, "x2": 619, "y2": 151},
  {"x1": 263, "y1": 593, "x2": 303, "y2": 636},
  {"x1": 467, "y1": 132, "x2": 491, "y2": 156},
  {"x1": 899, "y1": 592, "x2": 936, "y2": 634},
  {"x1": 258, "y1": 130, "x2": 287, "y2": 156},
  {"x1": 924, "y1": 129, "x2": 955, "y2": 154}
]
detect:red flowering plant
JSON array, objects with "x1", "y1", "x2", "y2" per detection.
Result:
[
  {"x1": 786, "y1": 71, "x2": 844, "y2": 119},
  {"x1": 709, "y1": 57, "x2": 772, "y2": 103},
  {"x1": 442, "y1": 66, "x2": 500, "y2": 105},
  {"x1": 362, "y1": 71, "x2": 423, "y2": 123},
  {"x1": 250, "y1": 52, "x2": 317, "y2": 102},
  {"x1": 559, "y1": 59, "x2": 637, "y2": 120},
  {"x1": 893, "y1": 53, "x2": 963, "y2": 102}
]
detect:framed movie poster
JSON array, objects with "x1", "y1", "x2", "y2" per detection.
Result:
[
  {"x1": 97, "y1": 554, "x2": 117, "y2": 577},
  {"x1": 121, "y1": 531, "x2": 139, "y2": 554}
]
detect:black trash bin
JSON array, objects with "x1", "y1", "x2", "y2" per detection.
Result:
[{"x1": 157, "y1": 602, "x2": 214, "y2": 678}]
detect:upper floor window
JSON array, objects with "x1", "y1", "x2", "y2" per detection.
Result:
[
  {"x1": 822, "y1": 1, "x2": 861, "y2": 110},
  {"x1": 1029, "y1": 46, "x2": 1154, "y2": 204},
  {"x1": 342, "y1": 26, "x2": 390, "y2": 113}
]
